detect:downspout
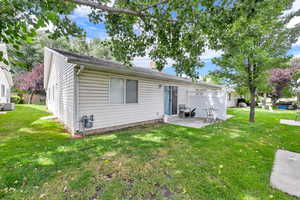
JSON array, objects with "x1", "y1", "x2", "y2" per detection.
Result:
[{"x1": 75, "y1": 65, "x2": 85, "y2": 134}]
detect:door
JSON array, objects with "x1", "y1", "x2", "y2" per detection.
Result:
[
  {"x1": 171, "y1": 86, "x2": 178, "y2": 114},
  {"x1": 164, "y1": 86, "x2": 172, "y2": 115},
  {"x1": 164, "y1": 86, "x2": 178, "y2": 115}
]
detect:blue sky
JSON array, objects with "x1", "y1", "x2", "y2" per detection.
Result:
[{"x1": 69, "y1": 1, "x2": 300, "y2": 76}]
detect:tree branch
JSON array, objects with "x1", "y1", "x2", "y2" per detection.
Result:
[
  {"x1": 0, "y1": 66, "x2": 8, "y2": 71},
  {"x1": 63, "y1": 0, "x2": 176, "y2": 21},
  {"x1": 64, "y1": 0, "x2": 153, "y2": 17},
  {"x1": 138, "y1": 0, "x2": 169, "y2": 12}
]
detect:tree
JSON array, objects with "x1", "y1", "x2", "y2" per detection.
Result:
[
  {"x1": 0, "y1": 0, "x2": 82, "y2": 65},
  {"x1": 2, "y1": 0, "x2": 267, "y2": 77},
  {"x1": 268, "y1": 66, "x2": 299, "y2": 106},
  {"x1": 208, "y1": 0, "x2": 300, "y2": 122},
  {"x1": 14, "y1": 64, "x2": 44, "y2": 104},
  {"x1": 8, "y1": 33, "x2": 114, "y2": 73}
]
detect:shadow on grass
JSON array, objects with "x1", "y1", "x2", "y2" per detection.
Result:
[{"x1": 0, "y1": 106, "x2": 299, "y2": 199}]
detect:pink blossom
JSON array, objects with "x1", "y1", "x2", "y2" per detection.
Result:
[{"x1": 14, "y1": 64, "x2": 44, "y2": 92}]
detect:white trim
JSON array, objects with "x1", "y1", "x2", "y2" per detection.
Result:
[{"x1": 109, "y1": 77, "x2": 139, "y2": 105}]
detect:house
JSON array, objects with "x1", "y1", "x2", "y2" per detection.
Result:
[
  {"x1": 0, "y1": 44, "x2": 13, "y2": 106},
  {"x1": 44, "y1": 48, "x2": 227, "y2": 135},
  {"x1": 226, "y1": 87, "x2": 239, "y2": 107}
]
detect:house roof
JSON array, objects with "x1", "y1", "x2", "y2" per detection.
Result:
[{"x1": 45, "y1": 47, "x2": 223, "y2": 89}]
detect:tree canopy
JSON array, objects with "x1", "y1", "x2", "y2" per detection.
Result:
[
  {"x1": 209, "y1": 0, "x2": 300, "y2": 121},
  {"x1": 0, "y1": 0, "x2": 82, "y2": 65},
  {"x1": 2, "y1": 0, "x2": 283, "y2": 78},
  {"x1": 8, "y1": 33, "x2": 114, "y2": 72}
]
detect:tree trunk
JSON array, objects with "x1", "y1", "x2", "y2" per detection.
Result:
[
  {"x1": 271, "y1": 95, "x2": 278, "y2": 108},
  {"x1": 29, "y1": 92, "x2": 34, "y2": 104},
  {"x1": 245, "y1": 57, "x2": 257, "y2": 122},
  {"x1": 249, "y1": 87, "x2": 256, "y2": 122}
]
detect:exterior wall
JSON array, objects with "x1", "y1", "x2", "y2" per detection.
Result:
[
  {"x1": 227, "y1": 92, "x2": 239, "y2": 107},
  {"x1": 187, "y1": 87, "x2": 227, "y2": 120},
  {"x1": 46, "y1": 53, "x2": 76, "y2": 133},
  {"x1": 77, "y1": 68, "x2": 223, "y2": 133},
  {"x1": 0, "y1": 44, "x2": 11, "y2": 104},
  {"x1": 0, "y1": 68, "x2": 10, "y2": 103},
  {"x1": 78, "y1": 69, "x2": 165, "y2": 132}
]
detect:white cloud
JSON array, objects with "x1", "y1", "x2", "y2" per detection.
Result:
[
  {"x1": 132, "y1": 56, "x2": 175, "y2": 68},
  {"x1": 285, "y1": 0, "x2": 300, "y2": 14},
  {"x1": 284, "y1": 0, "x2": 300, "y2": 46},
  {"x1": 293, "y1": 53, "x2": 300, "y2": 58},
  {"x1": 286, "y1": 0, "x2": 300, "y2": 28},
  {"x1": 70, "y1": 1, "x2": 115, "y2": 19},
  {"x1": 70, "y1": 6, "x2": 92, "y2": 19},
  {"x1": 132, "y1": 47, "x2": 222, "y2": 68},
  {"x1": 200, "y1": 47, "x2": 223, "y2": 60},
  {"x1": 132, "y1": 56, "x2": 151, "y2": 68}
]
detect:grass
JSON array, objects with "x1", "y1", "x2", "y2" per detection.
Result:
[{"x1": 0, "y1": 105, "x2": 300, "y2": 199}]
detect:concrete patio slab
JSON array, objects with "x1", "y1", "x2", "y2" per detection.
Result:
[
  {"x1": 165, "y1": 117, "x2": 211, "y2": 128},
  {"x1": 40, "y1": 116, "x2": 56, "y2": 120},
  {"x1": 270, "y1": 149, "x2": 300, "y2": 197},
  {"x1": 165, "y1": 114, "x2": 234, "y2": 129},
  {"x1": 280, "y1": 119, "x2": 300, "y2": 126}
]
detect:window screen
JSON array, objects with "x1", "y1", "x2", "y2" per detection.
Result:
[
  {"x1": 110, "y1": 78, "x2": 124, "y2": 104},
  {"x1": 126, "y1": 80, "x2": 138, "y2": 103},
  {"x1": 1, "y1": 84, "x2": 5, "y2": 97}
]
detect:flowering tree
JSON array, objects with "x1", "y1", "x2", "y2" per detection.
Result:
[
  {"x1": 268, "y1": 66, "x2": 299, "y2": 106},
  {"x1": 14, "y1": 64, "x2": 44, "y2": 104}
]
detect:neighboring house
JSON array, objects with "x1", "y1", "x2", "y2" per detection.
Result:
[
  {"x1": 226, "y1": 88, "x2": 239, "y2": 107},
  {"x1": 44, "y1": 48, "x2": 227, "y2": 135},
  {"x1": 0, "y1": 44, "x2": 13, "y2": 104}
]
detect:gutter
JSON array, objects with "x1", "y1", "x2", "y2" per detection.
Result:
[{"x1": 74, "y1": 65, "x2": 85, "y2": 134}]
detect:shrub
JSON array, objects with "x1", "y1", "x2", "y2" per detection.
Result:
[{"x1": 10, "y1": 95, "x2": 22, "y2": 104}]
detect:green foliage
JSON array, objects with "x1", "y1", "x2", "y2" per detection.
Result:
[
  {"x1": 207, "y1": 0, "x2": 300, "y2": 121},
  {"x1": 0, "y1": 0, "x2": 83, "y2": 65},
  {"x1": 8, "y1": 34, "x2": 114, "y2": 72},
  {"x1": 3, "y1": 0, "x2": 273, "y2": 78},
  {"x1": 10, "y1": 95, "x2": 22, "y2": 104},
  {"x1": 2, "y1": 0, "x2": 300, "y2": 80},
  {"x1": 0, "y1": 105, "x2": 300, "y2": 199}
]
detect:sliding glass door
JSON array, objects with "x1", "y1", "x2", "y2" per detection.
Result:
[{"x1": 164, "y1": 86, "x2": 178, "y2": 115}]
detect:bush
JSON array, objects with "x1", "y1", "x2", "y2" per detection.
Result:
[{"x1": 10, "y1": 95, "x2": 22, "y2": 104}]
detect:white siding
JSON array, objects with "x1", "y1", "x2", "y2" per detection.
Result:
[
  {"x1": 227, "y1": 92, "x2": 239, "y2": 107},
  {"x1": 188, "y1": 88, "x2": 227, "y2": 120},
  {"x1": 78, "y1": 69, "x2": 164, "y2": 131},
  {"x1": 77, "y1": 69, "x2": 222, "y2": 132},
  {"x1": 0, "y1": 44, "x2": 12, "y2": 104},
  {"x1": 46, "y1": 53, "x2": 76, "y2": 132},
  {"x1": 0, "y1": 69, "x2": 10, "y2": 103}
]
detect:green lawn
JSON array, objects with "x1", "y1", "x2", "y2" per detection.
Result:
[{"x1": 0, "y1": 105, "x2": 300, "y2": 199}]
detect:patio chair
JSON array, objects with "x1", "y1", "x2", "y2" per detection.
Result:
[
  {"x1": 205, "y1": 107, "x2": 217, "y2": 123},
  {"x1": 191, "y1": 108, "x2": 196, "y2": 118},
  {"x1": 179, "y1": 104, "x2": 186, "y2": 118}
]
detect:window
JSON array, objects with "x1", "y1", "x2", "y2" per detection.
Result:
[
  {"x1": 126, "y1": 80, "x2": 138, "y2": 103},
  {"x1": 110, "y1": 78, "x2": 138, "y2": 104},
  {"x1": 1, "y1": 84, "x2": 5, "y2": 97},
  {"x1": 110, "y1": 78, "x2": 125, "y2": 104}
]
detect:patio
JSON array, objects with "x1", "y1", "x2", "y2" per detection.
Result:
[
  {"x1": 165, "y1": 117, "x2": 212, "y2": 128},
  {"x1": 165, "y1": 115, "x2": 233, "y2": 128}
]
